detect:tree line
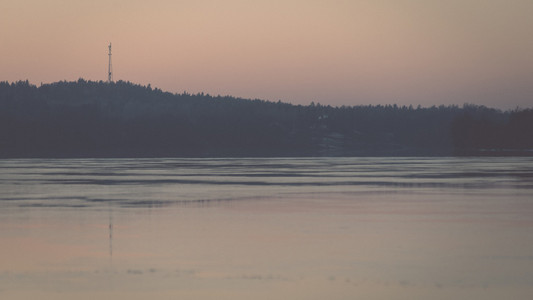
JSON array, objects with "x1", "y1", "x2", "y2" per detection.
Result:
[{"x1": 0, "y1": 79, "x2": 531, "y2": 157}]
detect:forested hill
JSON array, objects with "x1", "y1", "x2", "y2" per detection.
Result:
[{"x1": 1, "y1": 80, "x2": 532, "y2": 158}]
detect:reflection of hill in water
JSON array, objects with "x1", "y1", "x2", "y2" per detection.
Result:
[{"x1": 1, "y1": 80, "x2": 532, "y2": 158}]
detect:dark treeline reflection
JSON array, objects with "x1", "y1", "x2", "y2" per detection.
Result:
[{"x1": 0, "y1": 79, "x2": 531, "y2": 157}]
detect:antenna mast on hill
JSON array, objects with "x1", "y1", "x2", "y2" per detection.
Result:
[{"x1": 108, "y1": 43, "x2": 113, "y2": 83}]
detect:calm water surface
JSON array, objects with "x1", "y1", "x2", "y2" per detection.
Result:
[{"x1": 1, "y1": 157, "x2": 533, "y2": 299}]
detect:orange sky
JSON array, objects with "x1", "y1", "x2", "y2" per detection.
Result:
[{"x1": 1, "y1": 0, "x2": 532, "y2": 109}]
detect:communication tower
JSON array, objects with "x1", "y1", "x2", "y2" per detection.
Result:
[{"x1": 108, "y1": 43, "x2": 113, "y2": 82}]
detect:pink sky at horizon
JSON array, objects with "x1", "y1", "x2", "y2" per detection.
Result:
[{"x1": 1, "y1": 0, "x2": 532, "y2": 109}]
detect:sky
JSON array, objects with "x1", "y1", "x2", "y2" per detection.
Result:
[{"x1": 1, "y1": 0, "x2": 532, "y2": 109}]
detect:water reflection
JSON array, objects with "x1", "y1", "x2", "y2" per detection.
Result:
[
  {"x1": 0, "y1": 158, "x2": 532, "y2": 299},
  {"x1": 109, "y1": 206, "x2": 113, "y2": 260},
  {"x1": 1, "y1": 157, "x2": 532, "y2": 209}
]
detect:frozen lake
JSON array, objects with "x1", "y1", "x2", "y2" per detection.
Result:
[{"x1": 1, "y1": 157, "x2": 533, "y2": 299}]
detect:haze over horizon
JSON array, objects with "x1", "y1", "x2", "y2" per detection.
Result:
[{"x1": 1, "y1": 0, "x2": 532, "y2": 109}]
